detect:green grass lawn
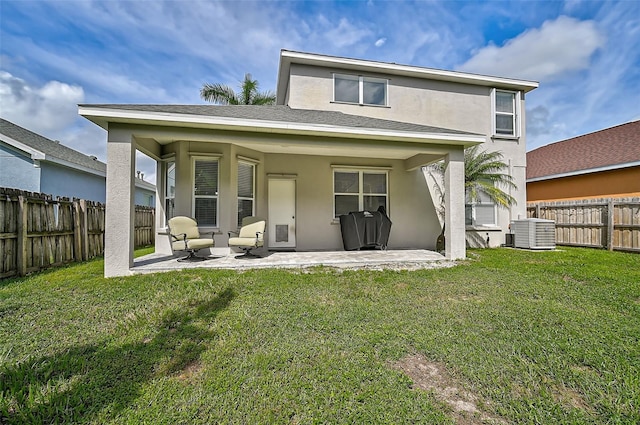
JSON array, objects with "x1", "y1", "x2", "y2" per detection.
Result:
[{"x1": 1, "y1": 248, "x2": 638, "y2": 424}]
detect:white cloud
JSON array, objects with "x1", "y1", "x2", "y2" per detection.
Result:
[
  {"x1": 0, "y1": 71, "x2": 84, "y2": 136},
  {"x1": 457, "y1": 16, "x2": 605, "y2": 82},
  {"x1": 524, "y1": 2, "x2": 640, "y2": 150},
  {"x1": 321, "y1": 17, "x2": 373, "y2": 48},
  {"x1": 0, "y1": 71, "x2": 158, "y2": 182},
  {"x1": 375, "y1": 37, "x2": 386, "y2": 47}
]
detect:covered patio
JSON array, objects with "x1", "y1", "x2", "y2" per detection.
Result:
[
  {"x1": 79, "y1": 105, "x2": 483, "y2": 278},
  {"x1": 132, "y1": 248, "x2": 448, "y2": 274}
]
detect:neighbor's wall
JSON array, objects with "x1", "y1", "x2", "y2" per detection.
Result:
[
  {"x1": 527, "y1": 167, "x2": 640, "y2": 202},
  {"x1": 40, "y1": 162, "x2": 106, "y2": 202},
  {"x1": 0, "y1": 143, "x2": 41, "y2": 193},
  {"x1": 135, "y1": 186, "x2": 155, "y2": 207}
]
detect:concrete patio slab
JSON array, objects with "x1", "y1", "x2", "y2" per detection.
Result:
[{"x1": 132, "y1": 249, "x2": 449, "y2": 274}]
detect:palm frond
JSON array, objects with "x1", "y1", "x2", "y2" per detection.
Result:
[
  {"x1": 251, "y1": 91, "x2": 276, "y2": 105},
  {"x1": 240, "y1": 73, "x2": 258, "y2": 105},
  {"x1": 463, "y1": 146, "x2": 517, "y2": 207},
  {"x1": 201, "y1": 73, "x2": 276, "y2": 105},
  {"x1": 200, "y1": 83, "x2": 239, "y2": 104}
]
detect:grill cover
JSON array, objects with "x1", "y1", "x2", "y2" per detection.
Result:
[{"x1": 339, "y1": 207, "x2": 392, "y2": 251}]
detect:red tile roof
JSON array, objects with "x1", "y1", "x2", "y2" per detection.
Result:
[{"x1": 527, "y1": 120, "x2": 640, "y2": 180}]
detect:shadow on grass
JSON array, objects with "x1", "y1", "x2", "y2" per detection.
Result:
[{"x1": 0, "y1": 287, "x2": 235, "y2": 424}]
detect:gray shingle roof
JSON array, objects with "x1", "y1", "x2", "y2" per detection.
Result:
[
  {"x1": 0, "y1": 118, "x2": 106, "y2": 173},
  {"x1": 79, "y1": 104, "x2": 478, "y2": 136}
]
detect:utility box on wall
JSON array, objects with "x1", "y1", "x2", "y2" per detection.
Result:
[{"x1": 511, "y1": 218, "x2": 556, "y2": 250}]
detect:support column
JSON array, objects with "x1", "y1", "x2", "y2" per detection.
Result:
[
  {"x1": 104, "y1": 130, "x2": 136, "y2": 277},
  {"x1": 444, "y1": 149, "x2": 466, "y2": 260}
]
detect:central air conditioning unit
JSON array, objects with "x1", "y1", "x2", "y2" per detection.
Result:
[{"x1": 511, "y1": 218, "x2": 556, "y2": 250}]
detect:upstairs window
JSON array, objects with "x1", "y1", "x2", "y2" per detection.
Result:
[
  {"x1": 492, "y1": 89, "x2": 521, "y2": 138},
  {"x1": 334, "y1": 74, "x2": 387, "y2": 106}
]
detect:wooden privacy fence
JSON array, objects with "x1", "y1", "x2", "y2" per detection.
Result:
[
  {"x1": 0, "y1": 188, "x2": 155, "y2": 278},
  {"x1": 527, "y1": 197, "x2": 640, "y2": 252}
]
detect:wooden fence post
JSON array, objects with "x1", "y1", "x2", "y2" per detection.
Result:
[
  {"x1": 81, "y1": 199, "x2": 89, "y2": 260},
  {"x1": 607, "y1": 199, "x2": 615, "y2": 251},
  {"x1": 17, "y1": 196, "x2": 28, "y2": 276},
  {"x1": 73, "y1": 200, "x2": 83, "y2": 262}
]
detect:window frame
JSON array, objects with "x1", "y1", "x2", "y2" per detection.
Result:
[
  {"x1": 333, "y1": 73, "x2": 388, "y2": 107},
  {"x1": 237, "y1": 161, "x2": 256, "y2": 227},
  {"x1": 164, "y1": 160, "x2": 176, "y2": 224},
  {"x1": 465, "y1": 190, "x2": 497, "y2": 227},
  {"x1": 333, "y1": 168, "x2": 389, "y2": 218},
  {"x1": 465, "y1": 202, "x2": 498, "y2": 227},
  {"x1": 192, "y1": 156, "x2": 220, "y2": 228},
  {"x1": 491, "y1": 88, "x2": 521, "y2": 138}
]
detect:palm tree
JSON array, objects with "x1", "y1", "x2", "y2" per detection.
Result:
[
  {"x1": 426, "y1": 145, "x2": 517, "y2": 251},
  {"x1": 200, "y1": 73, "x2": 276, "y2": 105},
  {"x1": 462, "y1": 145, "x2": 516, "y2": 208}
]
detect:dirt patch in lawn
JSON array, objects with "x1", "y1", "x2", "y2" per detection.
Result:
[
  {"x1": 174, "y1": 359, "x2": 204, "y2": 383},
  {"x1": 394, "y1": 353, "x2": 506, "y2": 425}
]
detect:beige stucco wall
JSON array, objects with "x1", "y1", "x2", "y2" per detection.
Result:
[
  {"x1": 285, "y1": 62, "x2": 528, "y2": 243},
  {"x1": 263, "y1": 153, "x2": 440, "y2": 250},
  {"x1": 161, "y1": 141, "x2": 441, "y2": 251}
]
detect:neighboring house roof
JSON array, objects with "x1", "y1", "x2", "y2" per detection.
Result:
[
  {"x1": 1, "y1": 117, "x2": 105, "y2": 175},
  {"x1": 79, "y1": 104, "x2": 484, "y2": 146},
  {"x1": 276, "y1": 49, "x2": 539, "y2": 104},
  {"x1": 0, "y1": 118, "x2": 155, "y2": 190},
  {"x1": 527, "y1": 120, "x2": 640, "y2": 182}
]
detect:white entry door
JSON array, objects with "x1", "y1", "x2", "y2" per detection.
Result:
[{"x1": 268, "y1": 179, "x2": 296, "y2": 249}]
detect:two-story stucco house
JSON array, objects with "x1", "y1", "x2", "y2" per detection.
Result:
[{"x1": 80, "y1": 50, "x2": 538, "y2": 277}]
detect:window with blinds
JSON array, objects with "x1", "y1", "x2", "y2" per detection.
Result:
[
  {"x1": 193, "y1": 159, "x2": 219, "y2": 226},
  {"x1": 465, "y1": 190, "x2": 497, "y2": 227},
  {"x1": 237, "y1": 162, "x2": 255, "y2": 227}
]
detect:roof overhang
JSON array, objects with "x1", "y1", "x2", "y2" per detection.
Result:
[
  {"x1": 0, "y1": 132, "x2": 46, "y2": 160},
  {"x1": 78, "y1": 106, "x2": 486, "y2": 148},
  {"x1": 277, "y1": 50, "x2": 539, "y2": 104},
  {"x1": 527, "y1": 161, "x2": 640, "y2": 182},
  {"x1": 2, "y1": 130, "x2": 106, "y2": 177}
]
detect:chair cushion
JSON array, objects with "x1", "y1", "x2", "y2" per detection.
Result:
[
  {"x1": 228, "y1": 237, "x2": 264, "y2": 248},
  {"x1": 172, "y1": 238, "x2": 214, "y2": 251}
]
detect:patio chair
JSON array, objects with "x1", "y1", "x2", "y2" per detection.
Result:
[
  {"x1": 228, "y1": 216, "x2": 266, "y2": 257},
  {"x1": 168, "y1": 216, "x2": 215, "y2": 262}
]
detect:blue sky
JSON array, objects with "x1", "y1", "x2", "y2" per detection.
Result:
[{"x1": 1, "y1": 0, "x2": 639, "y2": 182}]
